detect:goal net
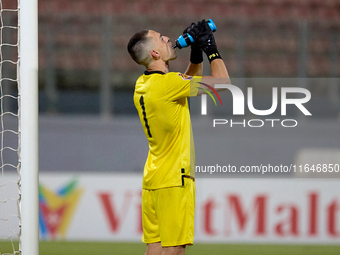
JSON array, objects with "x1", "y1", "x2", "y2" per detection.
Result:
[
  {"x1": 1, "y1": 0, "x2": 38, "y2": 254},
  {"x1": 0, "y1": 0, "x2": 21, "y2": 254}
]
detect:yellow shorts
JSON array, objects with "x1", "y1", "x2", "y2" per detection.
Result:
[{"x1": 141, "y1": 177, "x2": 195, "y2": 247}]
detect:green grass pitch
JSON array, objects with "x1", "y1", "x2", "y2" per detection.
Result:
[{"x1": 1, "y1": 242, "x2": 340, "y2": 255}]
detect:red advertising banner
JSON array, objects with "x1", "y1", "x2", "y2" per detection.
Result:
[{"x1": 3, "y1": 173, "x2": 339, "y2": 243}]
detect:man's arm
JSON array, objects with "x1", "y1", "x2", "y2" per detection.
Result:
[
  {"x1": 181, "y1": 20, "x2": 230, "y2": 94},
  {"x1": 209, "y1": 59, "x2": 229, "y2": 78},
  {"x1": 182, "y1": 22, "x2": 205, "y2": 77},
  {"x1": 185, "y1": 62, "x2": 203, "y2": 76},
  {"x1": 197, "y1": 59, "x2": 230, "y2": 95},
  {"x1": 185, "y1": 44, "x2": 204, "y2": 76},
  {"x1": 196, "y1": 33, "x2": 230, "y2": 95}
]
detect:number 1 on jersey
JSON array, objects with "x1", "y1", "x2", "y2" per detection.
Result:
[{"x1": 139, "y1": 96, "x2": 152, "y2": 138}]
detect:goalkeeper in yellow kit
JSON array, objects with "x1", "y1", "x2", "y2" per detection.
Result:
[{"x1": 127, "y1": 20, "x2": 230, "y2": 255}]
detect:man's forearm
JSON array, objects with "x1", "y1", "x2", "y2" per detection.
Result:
[
  {"x1": 210, "y1": 59, "x2": 229, "y2": 78},
  {"x1": 197, "y1": 60, "x2": 230, "y2": 95},
  {"x1": 185, "y1": 62, "x2": 203, "y2": 76}
]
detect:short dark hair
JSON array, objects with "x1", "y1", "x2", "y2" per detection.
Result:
[{"x1": 127, "y1": 29, "x2": 150, "y2": 65}]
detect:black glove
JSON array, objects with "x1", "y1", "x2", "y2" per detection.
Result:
[
  {"x1": 183, "y1": 22, "x2": 203, "y2": 64},
  {"x1": 189, "y1": 42, "x2": 203, "y2": 64},
  {"x1": 202, "y1": 33, "x2": 222, "y2": 63},
  {"x1": 183, "y1": 20, "x2": 222, "y2": 63},
  {"x1": 183, "y1": 20, "x2": 211, "y2": 49}
]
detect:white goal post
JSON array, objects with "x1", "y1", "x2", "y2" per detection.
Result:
[{"x1": 19, "y1": 0, "x2": 39, "y2": 254}]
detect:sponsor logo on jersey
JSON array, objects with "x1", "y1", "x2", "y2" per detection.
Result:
[{"x1": 178, "y1": 73, "x2": 193, "y2": 80}]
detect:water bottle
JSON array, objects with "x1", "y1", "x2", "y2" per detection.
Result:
[{"x1": 173, "y1": 19, "x2": 217, "y2": 49}]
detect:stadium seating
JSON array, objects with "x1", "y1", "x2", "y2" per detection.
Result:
[{"x1": 37, "y1": 0, "x2": 340, "y2": 89}]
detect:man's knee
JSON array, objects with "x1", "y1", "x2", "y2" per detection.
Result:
[
  {"x1": 145, "y1": 242, "x2": 162, "y2": 255},
  {"x1": 162, "y1": 245, "x2": 186, "y2": 255}
]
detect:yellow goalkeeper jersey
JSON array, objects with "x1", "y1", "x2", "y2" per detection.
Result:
[{"x1": 134, "y1": 70, "x2": 201, "y2": 190}]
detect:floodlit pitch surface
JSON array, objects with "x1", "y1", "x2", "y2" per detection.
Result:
[{"x1": 1, "y1": 242, "x2": 340, "y2": 255}]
